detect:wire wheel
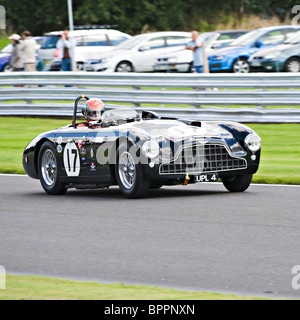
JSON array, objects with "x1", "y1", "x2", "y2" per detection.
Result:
[
  {"x1": 115, "y1": 141, "x2": 150, "y2": 198},
  {"x1": 232, "y1": 59, "x2": 250, "y2": 73},
  {"x1": 41, "y1": 149, "x2": 57, "y2": 186},
  {"x1": 38, "y1": 141, "x2": 67, "y2": 195},
  {"x1": 118, "y1": 151, "x2": 136, "y2": 190}
]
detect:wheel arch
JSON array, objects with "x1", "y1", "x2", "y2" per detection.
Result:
[
  {"x1": 115, "y1": 60, "x2": 135, "y2": 72},
  {"x1": 284, "y1": 56, "x2": 300, "y2": 71},
  {"x1": 230, "y1": 56, "x2": 249, "y2": 69},
  {"x1": 34, "y1": 138, "x2": 52, "y2": 176}
]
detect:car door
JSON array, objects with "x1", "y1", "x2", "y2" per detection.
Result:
[
  {"x1": 86, "y1": 129, "x2": 114, "y2": 181},
  {"x1": 134, "y1": 36, "x2": 166, "y2": 72},
  {"x1": 56, "y1": 128, "x2": 90, "y2": 178}
]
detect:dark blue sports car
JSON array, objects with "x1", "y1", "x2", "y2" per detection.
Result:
[{"x1": 23, "y1": 96, "x2": 261, "y2": 198}]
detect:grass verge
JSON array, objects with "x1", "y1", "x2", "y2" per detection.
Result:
[
  {"x1": 0, "y1": 274, "x2": 272, "y2": 300},
  {"x1": 0, "y1": 117, "x2": 299, "y2": 184}
]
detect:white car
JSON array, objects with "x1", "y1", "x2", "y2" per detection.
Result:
[
  {"x1": 84, "y1": 31, "x2": 191, "y2": 72},
  {"x1": 37, "y1": 28, "x2": 132, "y2": 71},
  {"x1": 153, "y1": 30, "x2": 248, "y2": 73}
]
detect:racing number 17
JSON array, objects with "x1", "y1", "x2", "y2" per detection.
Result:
[
  {"x1": 67, "y1": 149, "x2": 77, "y2": 172},
  {"x1": 63, "y1": 142, "x2": 80, "y2": 177}
]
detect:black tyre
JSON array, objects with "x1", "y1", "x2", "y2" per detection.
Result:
[
  {"x1": 222, "y1": 174, "x2": 253, "y2": 192},
  {"x1": 115, "y1": 61, "x2": 133, "y2": 72},
  {"x1": 232, "y1": 58, "x2": 250, "y2": 73},
  {"x1": 76, "y1": 62, "x2": 84, "y2": 71},
  {"x1": 115, "y1": 141, "x2": 150, "y2": 198},
  {"x1": 2, "y1": 63, "x2": 12, "y2": 72},
  {"x1": 38, "y1": 141, "x2": 67, "y2": 195},
  {"x1": 284, "y1": 57, "x2": 300, "y2": 72},
  {"x1": 150, "y1": 183, "x2": 163, "y2": 189}
]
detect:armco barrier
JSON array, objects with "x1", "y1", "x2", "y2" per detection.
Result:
[{"x1": 1, "y1": 71, "x2": 300, "y2": 123}]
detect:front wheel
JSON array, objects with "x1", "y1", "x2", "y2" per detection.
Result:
[
  {"x1": 115, "y1": 141, "x2": 150, "y2": 198},
  {"x1": 2, "y1": 63, "x2": 12, "y2": 72},
  {"x1": 232, "y1": 58, "x2": 250, "y2": 73},
  {"x1": 38, "y1": 141, "x2": 67, "y2": 195},
  {"x1": 115, "y1": 61, "x2": 133, "y2": 72},
  {"x1": 222, "y1": 174, "x2": 253, "y2": 192}
]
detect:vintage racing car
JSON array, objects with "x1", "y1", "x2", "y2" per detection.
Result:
[{"x1": 23, "y1": 96, "x2": 261, "y2": 198}]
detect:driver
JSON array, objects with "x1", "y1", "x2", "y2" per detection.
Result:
[{"x1": 77, "y1": 98, "x2": 105, "y2": 128}]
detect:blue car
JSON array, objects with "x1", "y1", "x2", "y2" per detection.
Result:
[
  {"x1": 0, "y1": 44, "x2": 12, "y2": 72},
  {"x1": 0, "y1": 37, "x2": 44, "y2": 72},
  {"x1": 208, "y1": 25, "x2": 300, "y2": 73}
]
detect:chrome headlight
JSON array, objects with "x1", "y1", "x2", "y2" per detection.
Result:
[
  {"x1": 90, "y1": 59, "x2": 103, "y2": 64},
  {"x1": 264, "y1": 54, "x2": 278, "y2": 60},
  {"x1": 168, "y1": 58, "x2": 178, "y2": 63},
  {"x1": 212, "y1": 55, "x2": 224, "y2": 60},
  {"x1": 142, "y1": 140, "x2": 160, "y2": 159},
  {"x1": 244, "y1": 134, "x2": 261, "y2": 152},
  {"x1": 101, "y1": 57, "x2": 111, "y2": 64}
]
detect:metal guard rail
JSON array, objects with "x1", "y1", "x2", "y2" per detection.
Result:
[{"x1": 1, "y1": 72, "x2": 300, "y2": 123}]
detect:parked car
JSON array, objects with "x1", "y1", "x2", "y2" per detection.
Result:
[
  {"x1": 153, "y1": 30, "x2": 248, "y2": 73},
  {"x1": 208, "y1": 25, "x2": 300, "y2": 73},
  {"x1": 23, "y1": 96, "x2": 261, "y2": 199},
  {"x1": 84, "y1": 31, "x2": 191, "y2": 72},
  {"x1": 0, "y1": 36, "x2": 44, "y2": 72},
  {"x1": 37, "y1": 28, "x2": 132, "y2": 71},
  {"x1": 249, "y1": 30, "x2": 300, "y2": 72}
]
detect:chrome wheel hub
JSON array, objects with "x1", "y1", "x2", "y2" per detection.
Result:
[
  {"x1": 233, "y1": 60, "x2": 250, "y2": 73},
  {"x1": 41, "y1": 149, "x2": 57, "y2": 186},
  {"x1": 118, "y1": 152, "x2": 136, "y2": 189}
]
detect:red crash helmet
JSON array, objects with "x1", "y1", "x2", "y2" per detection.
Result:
[{"x1": 84, "y1": 98, "x2": 105, "y2": 121}]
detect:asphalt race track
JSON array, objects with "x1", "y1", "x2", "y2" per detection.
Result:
[{"x1": 1, "y1": 174, "x2": 300, "y2": 299}]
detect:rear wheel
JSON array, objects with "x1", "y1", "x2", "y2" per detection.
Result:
[
  {"x1": 38, "y1": 141, "x2": 67, "y2": 195},
  {"x1": 115, "y1": 141, "x2": 150, "y2": 198},
  {"x1": 115, "y1": 61, "x2": 133, "y2": 72},
  {"x1": 232, "y1": 58, "x2": 250, "y2": 73},
  {"x1": 222, "y1": 174, "x2": 253, "y2": 192},
  {"x1": 285, "y1": 57, "x2": 300, "y2": 72}
]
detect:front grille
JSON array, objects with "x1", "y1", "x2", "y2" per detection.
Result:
[{"x1": 159, "y1": 143, "x2": 247, "y2": 174}]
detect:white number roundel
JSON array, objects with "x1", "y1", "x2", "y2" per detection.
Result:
[{"x1": 63, "y1": 142, "x2": 80, "y2": 177}]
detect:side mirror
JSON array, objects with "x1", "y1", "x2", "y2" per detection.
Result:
[
  {"x1": 139, "y1": 45, "x2": 150, "y2": 52},
  {"x1": 255, "y1": 41, "x2": 263, "y2": 48}
]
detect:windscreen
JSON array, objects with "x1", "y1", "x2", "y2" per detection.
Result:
[
  {"x1": 229, "y1": 29, "x2": 266, "y2": 46},
  {"x1": 41, "y1": 36, "x2": 60, "y2": 49},
  {"x1": 102, "y1": 108, "x2": 140, "y2": 124}
]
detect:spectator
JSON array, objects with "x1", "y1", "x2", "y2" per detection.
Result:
[
  {"x1": 186, "y1": 31, "x2": 204, "y2": 73},
  {"x1": 56, "y1": 29, "x2": 75, "y2": 71},
  {"x1": 9, "y1": 34, "x2": 23, "y2": 71},
  {"x1": 20, "y1": 30, "x2": 37, "y2": 71}
]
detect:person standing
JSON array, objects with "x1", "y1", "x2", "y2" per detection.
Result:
[
  {"x1": 56, "y1": 29, "x2": 75, "y2": 71},
  {"x1": 186, "y1": 31, "x2": 204, "y2": 73},
  {"x1": 9, "y1": 34, "x2": 23, "y2": 71},
  {"x1": 20, "y1": 30, "x2": 37, "y2": 71}
]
